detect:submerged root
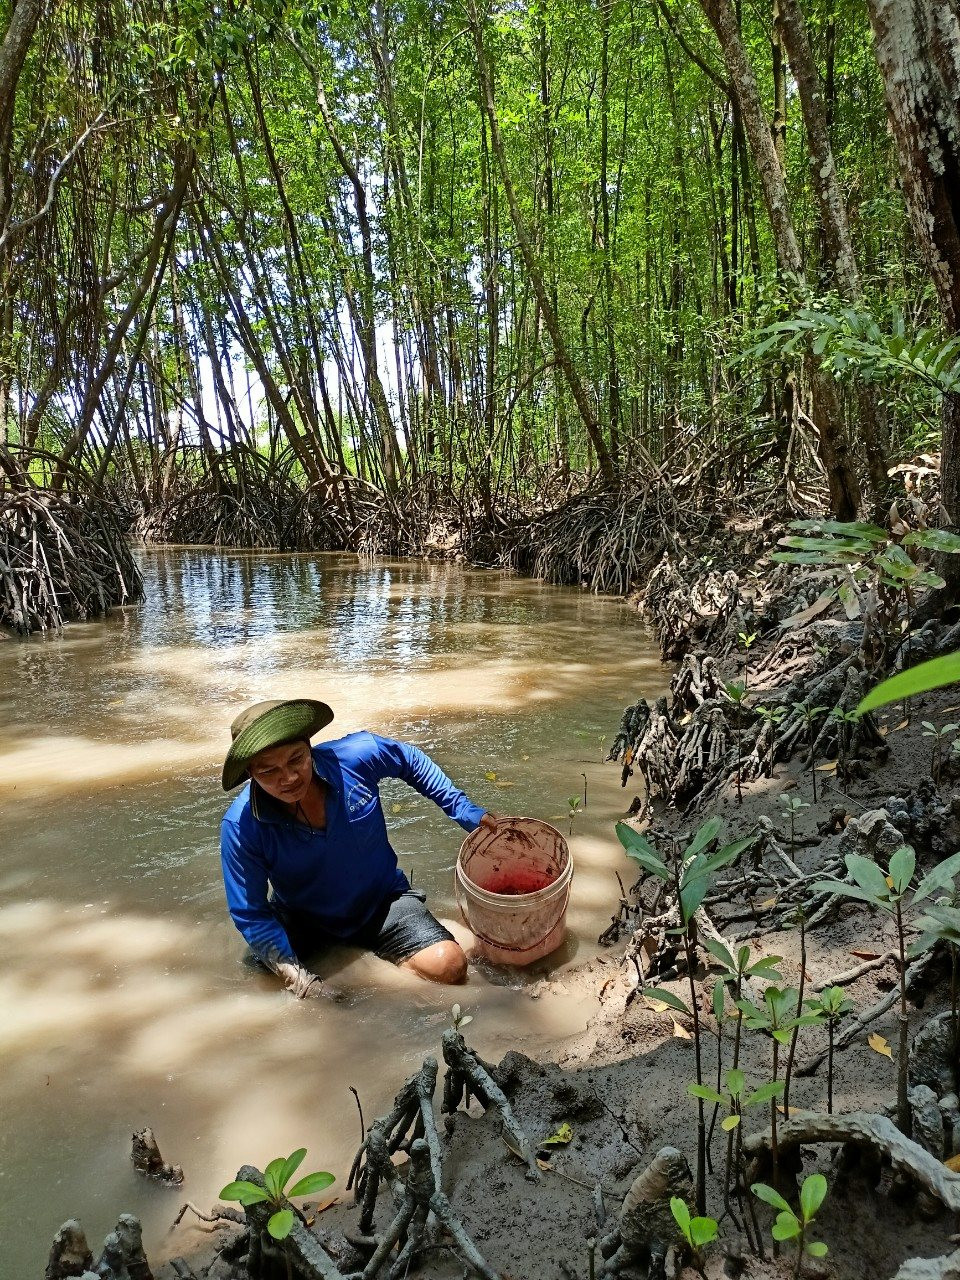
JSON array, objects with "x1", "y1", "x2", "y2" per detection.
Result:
[{"x1": 0, "y1": 488, "x2": 142, "y2": 634}]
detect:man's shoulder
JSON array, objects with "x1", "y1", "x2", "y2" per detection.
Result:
[{"x1": 315, "y1": 730, "x2": 382, "y2": 770}]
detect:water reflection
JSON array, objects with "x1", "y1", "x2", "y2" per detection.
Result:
[{"x1": 0, "y1": 548, "x2": 667, "y2": 1277}]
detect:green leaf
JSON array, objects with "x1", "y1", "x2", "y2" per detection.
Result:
[
  {"x1": 703, "y1": 937, "x2": 735, "y2": 970},
  {"x1": 791, "y1": 520, "x2": 888, "y2": 542},
  {"x1": 615, "y1": 823, "x2": 670, "y2": 880},
  {"x1": 679, "y1": 874, "x2": 711, "y2": 924},
  {"x1": 712, "y1": 981, "x2": 725, "y2": 1021},
  {"x1": 685, "y1": 817, "x2": 723, "y2": 858},
  {"x1": 220, "y1": 1181, "x2": 271, "y2": 1206},
  {"x1": 772, "y1": 1215, "x2": 802, "y2": 1241},
  {"x1": 752, "y1": 1182, "x2": 793, "y2": 1214},
  {"x1": 726, "y1": 1068, "x2": 745, "y2": 1097},
  {"x1": 746, "y1": 955, "x2": 784, "y2": 977},
  {"x1": 670, "y1": 1196, "x2": 691, "y2": 1236},
  {"x1": 806, "y1": 1241, "x2": 830, "y2": 1258},
  {"x1": 267, "y1": 1209, "x2": 295, "y2": 1240},
  {"x1": 264, "y1": 1157, "x2": 286, "y2": 1199},
  {"x1": 687, "y1": 1083, "x2": 725, "y2": 1105},
  {"x1": 846, "y1": 853, "x2": 892, "y2": 899},
  {"x1": 697, "y1": 836, "x2": 754, "y2": 879},
  {"x1": 690, "y1": 1216, "x2": 719, "y2": 1247},
  {"x1": 903, "y1": 528, "x2": 960, "y2": 554},
  {"x1": 810, "y1": 879, "x2": 891, "y2": 908},
  {"x1": 721, "y1": 1114, "x2": 741, "y2": 1130},
  {"x1": 889, "y1": 846, "x2": 916, "y2": 895},
  {"x1": 800, "y1": 1173, "x2": 828, "y2": 1220},
  {"x1": 744, "y1": 1080, "x2": 785, "y2": 1106},
  {"x1": 914, "y1": 851, "x2": 960, "y2": 902},
  {"x1": 277, "y1": 1148, "x2": 307, "y2": 1194},
  {"x1": 288, "y1": 1171, "x2": 336, "y2": 1198},
  {"x1": 644, "y1": 987, "x2": 692, "y2": 1015},
  {"x1": 858, "y1": 651, "x2": 960, "y2": 715}
]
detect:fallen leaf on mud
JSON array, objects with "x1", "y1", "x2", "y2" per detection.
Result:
[
  {"x1": 815, "y1": 761, "x2": 838, "y2": 772},
  {"x1": 496, "y1": 779, "x2": 517, "y2": 788},
  {"x1": 484, "y1": 771, "x2": 497, "y2": 781},
  {"x1": 879, "y1": 726, "x2": 889, "y2": 736},
  {"x1": 893, "y1": 720, "x2": 909, "y2": 731},
  {"x1": 945, "y1": 1154, "x2": 960, "y2": 1172},
  {"x1": 850, "y1": 950, "x2": 882, "y2": 960},
  {"x1": 305, "y1": 1196, "x2": 340, "y2": 1223},
  {"x1": 672, "y1": 1019, "x2": 692, "y2": 1039},
  {"x1": 868, "y1": 1033, "x2": 893, "y2": 1059},
  {"x1": 541, "y1": 1122, "x2": 574, "y2": 1147},
  {"x1": 536, "y1": 1158, "x2": 552, "y2": 1172},
  {"x1": 755, "y1": 896, "x2": 779, "y2": 911},
  {"x1": 644, "y1": 996, "x2": 671, "y2": 1013}
]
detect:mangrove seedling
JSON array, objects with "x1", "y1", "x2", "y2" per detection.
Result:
[
  {"x1": 450, "y1": 1002, "x2": 473, "y2": 1032},
  {"x1": 221, "y1": 1149, "x2": 335, "y2": 1247},
  {"x1": 567, "y1": 795, "x2": 581, "y2": 836},
  {"x1": 739, "y1": 631, "x2": 758, "y2": 694},
  {"x1": 777, "y1": 794, "x2": 809, "y2": 863},
  {"x1": 670, "y1": 1196, "x2": 718, "y2": 1268},
  {"x1": 736, "y1": 988, "x2": 821, "y2": 1189},
  {"x1": 755, "y1": 704, "x2": 785, "y2": 776},
  {"x1": 688, "y1": 1067, "x2": 783, "y2": 1248},
  {"x1": 829, "y1": 707, "x2": 861, "y2": 790},
  {"x1": 791, "y1": 703, "x2": 828, "y2": 803},
  {"x1": 752, "y1": 1174, "x2": 829, "y2": 1279},
  {"x1": 598, "y1": 734, "x2": 607, "y2": 763},
  {"x1": 724, "y1": 680, "x2": 748, "y2": 804},
  {"x1": 806, "y1": 987, "x2": 854, "y2": 1113},
  {"x1": 812, "y1": 846, "x2": 960, "y2": 1136},
  {"x1": 617, "y1": 817, "x2": 752, "y2": 1214},
  {"x1": 909, "y1": 857, "x2": 960, "y2": 1061},
  {"x1": 921, "y1": 720, "x2": 959, "y2": 785}
]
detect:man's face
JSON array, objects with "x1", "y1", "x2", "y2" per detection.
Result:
[{"x1": 247, "y1": 739, "x2": 313, "y2": 805}]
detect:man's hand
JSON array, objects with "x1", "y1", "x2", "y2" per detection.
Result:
[
  {"x1": 276, "y1": 960, "x2": 346, "y2": 1003},
  {"x1": 479, "y1": 812, "x2": 500, "y2": 836}
]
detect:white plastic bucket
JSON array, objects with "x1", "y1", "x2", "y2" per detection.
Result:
[{"x1": 455, "y1": 817, "x2": 573, "y2": 966}]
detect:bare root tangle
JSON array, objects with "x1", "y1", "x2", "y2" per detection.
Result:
[
  {"x1": 0, "y1": 488, "x2": 142, "y2": 634},
  {"x1": 441, "y1": 1027, "x2": 541, "y2": 1181},
  {"x1": 497, "y1": 482, "x2": 703, "y2": 596},
  {"x1": 347, "y1": 1057, "x2": 443, "y2": 1238},
  {"x1": 742, "y1": 1112, "x2": 960, "y2": 1212},
  {"x1": 642, "y1": 556, "x2": 745, "y2": 661}
]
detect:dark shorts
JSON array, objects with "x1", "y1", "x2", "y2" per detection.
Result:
[{"x1": 276, "y1": 890, "x2": 455, "y2": 965}]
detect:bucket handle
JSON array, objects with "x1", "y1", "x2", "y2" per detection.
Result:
[{"x1": 455, "y1": 876, "x2": 572, "y2": 957}]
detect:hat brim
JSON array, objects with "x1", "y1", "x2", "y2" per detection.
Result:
[{"x1": 222, "y1": 699, "x2": 334, "y2": 790}]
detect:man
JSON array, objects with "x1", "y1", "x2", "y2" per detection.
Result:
[{"x1": 220, "y1": 698, "x2": 494, "y2": 998}]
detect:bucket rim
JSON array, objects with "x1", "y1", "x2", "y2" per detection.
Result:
[{"x1": 455, "y1": 846, "x2": 573, "y2": 905}]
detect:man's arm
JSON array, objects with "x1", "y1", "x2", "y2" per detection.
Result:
[
  {"x1": 220, "y1": 818, "x2": 330, "y2": 1000},
  {"x1": 366, "y1": 735, "x2": 488, "y2": 830}
]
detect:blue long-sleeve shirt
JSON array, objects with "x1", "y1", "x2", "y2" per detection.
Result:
[{"x1": 220, "y1": 731, "x2": 486, "y2": 964}]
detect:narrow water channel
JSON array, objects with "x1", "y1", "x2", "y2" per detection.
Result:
[{"x1": 0, "y1": 549, "x2": 667, "y2": 1277}]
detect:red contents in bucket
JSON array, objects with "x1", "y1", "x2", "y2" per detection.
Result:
[{"x1": 479, "y1": 870, "x2": 554, "y2": 895}]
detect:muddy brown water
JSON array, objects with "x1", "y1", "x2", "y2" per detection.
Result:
[{"x1": 0, "y1": 548, "x2": 667, "y2": 1277}]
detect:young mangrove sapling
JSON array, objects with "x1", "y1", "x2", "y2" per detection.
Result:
[
  {"x1": 752, "y1": 1174, "x2": 830, "y2": 1280},
  {"x1": 616, "y1": 818, "x2": 752, "y2": 1214}
]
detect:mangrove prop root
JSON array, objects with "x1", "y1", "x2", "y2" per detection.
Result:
[
  {"x1": 890, "y1": 1248, "x2": 960, "y2": 1280},
  {"x1": 345, "y1": 1139, "x2": 498, "y2": 1280},
  {"x1": 236, "y1": 1164, "x2": 342, "y2": 1280},
  {"x1": 347, "y1": 1057, "x2": 443, "y2": 1234},
  {"x1": 441, "y1": 1028, "x2": 541, "y2": 1181},
  {"x1": 597, "y1": 1146, "x2": 692, "y2": 1279},
  {"x1": 131, "y1": 1126, "x2": 184, "y2": 1186},
  {"x1": 45, "y1": 1219, "x2": 94, "y2": 1280},
  {"x1": 172, "y1": 1201, "x2": 245, "y2": 1230},
  {"x1": 0, "y1": 489, "x2": 142, "y2": 635},
  {"x1": 742, "y1": 1112, "x2": 960, "y2": 1212}
]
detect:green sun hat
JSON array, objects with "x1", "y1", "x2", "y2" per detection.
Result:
[{"x1": 221, "y1": 698, "x2": 334, "y2": 791}]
